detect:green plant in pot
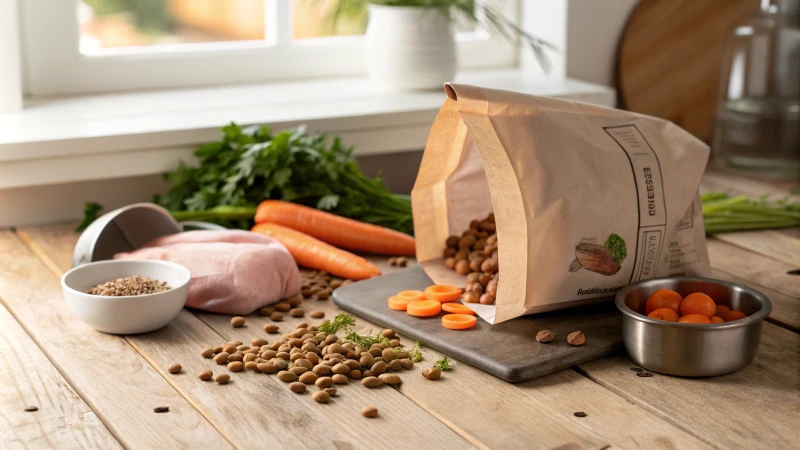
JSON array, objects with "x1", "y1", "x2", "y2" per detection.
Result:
[{"x1": 325, "y1": 0, "x2": 555, "y2": 91}]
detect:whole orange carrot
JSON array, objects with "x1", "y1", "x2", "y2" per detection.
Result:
[
  {"x1": 254, "y1": 200, "x2": 416, "y2": 256},
  {"x1": 252, "y1": 223, "x2": 380, "y2": 280}
]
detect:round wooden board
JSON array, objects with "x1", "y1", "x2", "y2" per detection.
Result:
[{"x1": 617, "y1": 0, "x2": 761, "y2": 142}]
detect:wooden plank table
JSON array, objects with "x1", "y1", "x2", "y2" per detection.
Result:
[{"x1": 1, "y1": 171, "x2": 798, "y2": 450}]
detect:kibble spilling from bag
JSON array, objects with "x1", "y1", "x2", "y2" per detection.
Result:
[{"x1": 412, "y1": 83, "x2": 711, "y2": 324}]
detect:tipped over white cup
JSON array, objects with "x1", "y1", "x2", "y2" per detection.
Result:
[{"x1": 61, "y1": 259, "x2": 191, "y2": 334}]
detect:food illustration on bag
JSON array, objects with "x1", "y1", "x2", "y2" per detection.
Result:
[{"x1": 569, "y1": 234, "x2": 627, "y2": 276}]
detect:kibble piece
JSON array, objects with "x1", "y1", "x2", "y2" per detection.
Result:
[
  {"x1": 274, "y1": 302, "x2": 292, "y2": 312},
  {"x1": 270, "y1": 312, "x2": 284, "y2": 322},
  {"x1": 244, "y1": 361, "x2": 259, "y2": 371},
  {"x1": 231, "y1": 316, "x2": 246, "y2": 327},
  {"x1": 344, "y1": 359, "x2": 361, "y2": 370},
  {"x1": 371, "y1": 361, "x2": 387, "y2": 375},
  {"x1": 258, "y1": 306, "x2": 275, "y2": 316},
  {"x1": 251, "y1": 338, "x2": 268, "y2": 347},
  {"x1": 396, "y1": 257, "x2": 408, "y2": 267},
  {"x1": 287, "y1": 296, "x2": 303, "y2": 307},
  {"x1": 381, "y1": 329, "x2": 395, "y2": 339},
  {"x1": 277, "y1": 371, "x2": 298, "y2": 382},
  {"x1": 236, "y1": 344, "x2": 250, "y2": 352},
  {"x1": 213, "y1": 352, "x2": 230, "y2": 365},
  {"x1": 299, "y1": 372, "x2": 319, "y2": 384},
  {"x1": 290, "y1": 308, "x2": 306, "y2": 318},
  {"x1": 323, "y1": 387, "x2": 337, "y2": 397},
  {"x1": 289, "y1": 366, "x2": 308, "y2": 376},
  {"x1": 328, "y1": 343, "x2": 347, "y2": 355},
  {"x1": 348, "y1": 369, "x2": 363, "y2": 379},
  {"x1": 401, "y1": 359, "x2": 414, "y2": 370},
  {"x1": 289, "y1": 382, "x2": 307, "y2": 394},
  {"x1": 167, "y1": 363, "x2": 182, "y2": 374},
  {"x1": 422, "y1": 367, "x2": 441, "y2": 380},
  {"x1": 361, "y1": 376, "x2": 382, "y2": 388},
  {"x1": 316, "y1": 290, "x2": 331, "y2": 300},
  {"x1": 313, "y1": 365, "x2": 332, "y2": 376},
  {"x1": 201, "y1": 348, "x2": 215, "y2": 358},
  {"x1": 315, "y1": 377, "x2": 334, "y2": 389},
  {"x1": 215, "y1": 374, "x2": 231, "y2": 384},
  {"x1": 312, "y1": 391, "x2": 331, "y2": 403},
  {"x1": 567, "y1": 331, "x2": 586, "y2": 346},
  {"x1": 228, "y1": 361, "x2": 245, "y2": 372},
  {"x1": 153, "y1": 406, "x2": 170, "y2": 413},
  {"x1": 332, "y1": 363, "x2": 350, "y2": 375},
  {"x1": 389, "y1": 339, "x2": 401, "y2": 348},
  {"x1": 221, "y1": 344, "x2": 236, "y2": 354},
  {"x1": 378, "y1": 373, "x2": 401, "y2": 385},
  {"x1": 243, "y1": 353, "x2": 257, "y2": 363},
  {"x1": 381, "y1": 348, "x2": 396, "y2": 362},
  {"x1": 197, "y1": 370, "x2": 213, "y2": 381},
  {"x1": 331, "y1": 374, "x2": 348, "y2": 385},
  {"x1": 228, "y1": 353, "x2": 244, "y2": 362},
  {"x1": 309, "y1": 310, "x2": 325, "y2": 319},
  {"x1": 264, "y1": 323, "x2": 280, "y2": 333},
  {"x1": 536, "y1": 330, "x2": 555, "y2": 343},
  {"x1": 361, "y1": 406, "x2": 379, "y2": 418},
  {"x1": 387, "y1": 360, "x2": 403, "y2": 371},
  {"x1": 256, "y1": 362, "x2": 277, "y2": 374}
]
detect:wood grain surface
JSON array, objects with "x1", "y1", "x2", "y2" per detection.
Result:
[
  {"x1": 578, "y1": 323, "x2": 800, "y2": 450},
  {"x1": 618, "y1": 0, "x2": 761, "y2": 141},
  {"x1": 0, "y1": 302, "x2": 121, "y2": 450},
  {"x1": 214, "y1": 264, "x2": 711, "y2": 450},
  {"x1": 0, "y1": 231, "x2": 232, "y2": 450},
  {"x1": 3, "y1": 169, "x2": 797, "y2": 449}
]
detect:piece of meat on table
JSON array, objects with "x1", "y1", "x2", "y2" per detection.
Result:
[{"x1": 114, "y1": 231, "x2": 301, "y2": 314}]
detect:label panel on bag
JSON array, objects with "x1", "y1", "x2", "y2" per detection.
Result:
[{"x1": 604, "y1": 125, "x2": 667, "y2": 282}]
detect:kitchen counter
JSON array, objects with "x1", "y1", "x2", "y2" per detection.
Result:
[{"x1": 1, "y1": 170, "x2": 798, "y2": 449}]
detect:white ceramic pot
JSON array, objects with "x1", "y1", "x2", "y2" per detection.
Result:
[{"x1": 365, "y1": 5, "x2": 457, "y2": 91}]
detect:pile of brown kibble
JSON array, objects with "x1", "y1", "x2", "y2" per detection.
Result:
[
  {"x1": 253, "y1": 270, "x2": 353, "y2": 322},
  {"x1": 442, "y1": 213, "x2": 498, "y2": 305},
  {"x1": 85, "y1": 276, "x2": 171, "y2": 296}
]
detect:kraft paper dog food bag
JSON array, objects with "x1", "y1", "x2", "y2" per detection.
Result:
[{"x1": 412, "y1": 84, "x2": 711, "y2": 324}]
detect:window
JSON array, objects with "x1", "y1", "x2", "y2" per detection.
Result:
[{"x1": 20, "y1": 0, "x2": 517, "y2": 96}]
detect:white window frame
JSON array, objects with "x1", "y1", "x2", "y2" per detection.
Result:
[{"x1": 20, "y1": 0, "x2": 517, "y2": 96}]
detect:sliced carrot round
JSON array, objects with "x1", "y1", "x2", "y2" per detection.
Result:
[
  {"x1": 424, "y1": 285, "x2": 463, "y2": 303},
  {"x1": 388, "y1": 296, "x2": 410, "y2": 311},
  {"x1": 442, "y1": 303, "x2": 475, "y2": 315},
  {"x1": 396, "y1": 290, "x2": 426, "y2": 302},
  {"x1": 407, "y1": 300, "x2": 442, "y2": 317},
  {"x1": 442, "y1": 314, "x2": 477, "y2": 330}
]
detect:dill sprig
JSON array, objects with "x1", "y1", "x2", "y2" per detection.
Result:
[
  {"x1": 345, "y1": 331, "x2": 390, "y2": 348},
  {"x1": 408, "y1": 341, "x2": 423, "y2": 362},
  {"x1": 318, "y1": 312, "x2": 356, "y2": 335},
  {"x1": 433, "y1": 356, "x2": 453, "y2": 371}
]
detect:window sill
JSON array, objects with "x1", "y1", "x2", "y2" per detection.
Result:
[{"x1": 0, "y1": 69, "x2": 615, "y2": 190}]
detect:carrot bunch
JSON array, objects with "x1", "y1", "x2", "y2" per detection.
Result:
[{"x1": 252, "y1": 200, "x2": 416, "y2": 280}]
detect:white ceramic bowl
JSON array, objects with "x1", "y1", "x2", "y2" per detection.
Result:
[{"x1": 61, "y1": 259, "x2": 191, "y2": 334}]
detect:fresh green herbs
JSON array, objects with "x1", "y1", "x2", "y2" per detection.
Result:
[
  {"x1": 77, "y1": 123, "x2": 414, "y2": 233},
  {"x1": 346, "y1": 331, "x2": 390, "y2": 348},
  {"x1": 433, "y1": 356, "x2": 453, "y2": 371},
  {"x1": 702, "y1": 191, "x2": 800, "y2": 234},
  {"x1": 76, "y1": 202, "x2": 104, "y2": 232},
  {"x1": 318, "y1": 312, "x2": 357, "y2": 335},
  {"x1": 157, "y1": 123, "x2": 413, "y2": 233},
  {"x1": 408, "y1": 341, "x2": 423, "y2": 362},
  {"x1": 603, "y1": 233, "x2": 627, "y2": 264}
]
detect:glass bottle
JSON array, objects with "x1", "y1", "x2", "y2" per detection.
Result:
[{"x1": 712, "y1": 0, "x2": 800, "y2": 179}]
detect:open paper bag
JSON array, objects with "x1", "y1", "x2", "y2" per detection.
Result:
[{"x1": 412, "y1": 84, "x2": 711, "y2": 324}]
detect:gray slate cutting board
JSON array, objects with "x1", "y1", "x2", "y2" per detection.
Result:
[{"x1": 333, "y1": 267, "x2": 623, "y2": 382}]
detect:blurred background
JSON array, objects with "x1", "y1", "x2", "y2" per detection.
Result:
[{"x1": 77, "y1": 0, "x2": 367, "y2": 51}]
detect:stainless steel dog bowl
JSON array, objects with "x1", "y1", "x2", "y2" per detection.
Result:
[{"x1": 616, "y1": 277, "x2": 772, "y2": 377}]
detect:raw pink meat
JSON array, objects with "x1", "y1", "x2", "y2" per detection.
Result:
[{"x1": 114, "y1": 230, "x2": 300, "y2": 314}]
